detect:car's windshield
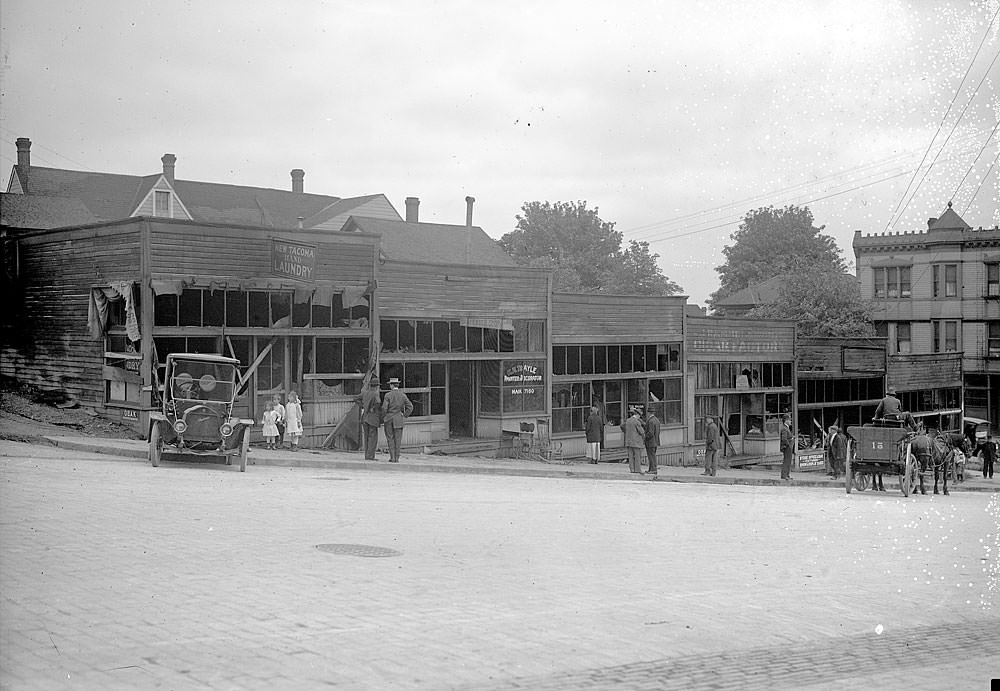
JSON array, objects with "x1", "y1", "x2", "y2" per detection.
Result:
[{"x1": 169, "y1": 361, "x2": 236, "y2": 401}]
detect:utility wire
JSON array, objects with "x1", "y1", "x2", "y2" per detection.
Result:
[
  {"x1": 952, "y1": 118, "x2": 1000, "y2": 201},
  {"x1": 882, "y1": 2, "x2": 1000, "y2": 234},
  {"x1": 624, "y1": 131, "x2": 984, "y2": 242},
  {"x1": 891, "y1": 45, "x2": 1000, "y2": 229},
  {"x1": 962, "y1": 149, "x2": 1000, "y2": 215}
]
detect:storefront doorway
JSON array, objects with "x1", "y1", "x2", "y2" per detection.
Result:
[{"x1": 448, "y1": 361, "x2": 474, "y2": 438}]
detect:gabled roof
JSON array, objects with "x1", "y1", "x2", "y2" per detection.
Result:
[
  {"x1": 1, "y1": 192, "x2": 99, "y2": 229},
  {"x1": 6, "y1": 163, "x2": 349, "y2": 230},
  {"x1": 929, "y1": 202, "x2": 971, "y2": 231},
  {"x1": 303, "y1": 194, "x2": 389, "y2": 227},
  {"x1": 343, "y1": 216, "x2": 517, "y2": 267}
]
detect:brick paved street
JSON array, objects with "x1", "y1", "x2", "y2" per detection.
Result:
[{"x1": 1, "y1": 441, "x2": 998, "y2": 689}]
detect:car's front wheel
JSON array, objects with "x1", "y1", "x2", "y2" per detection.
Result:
[{"x1": 149, "y1": 424, "x2": 162, "y2": 467}]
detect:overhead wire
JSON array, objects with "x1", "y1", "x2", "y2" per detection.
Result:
[
  {"x1": 951, "y1": 116, "x2": 1000, "y2": 201},
  {"x1": 962, "y1": 149, "x2": 1000, "y2": 215},
  {"x1": 624, "y1": 131, "x2": 984, "y2": 243},
  {"x1": 891, "y1": 44, "x2": 1000, "y2": 229},
  {"x1": 882, "y1": 2, "x2": 1000, "y2": 234}
]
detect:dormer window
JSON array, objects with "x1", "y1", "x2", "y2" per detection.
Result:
[{"x1": 154, "y1": 190, "x2": 171, "y2": 217}]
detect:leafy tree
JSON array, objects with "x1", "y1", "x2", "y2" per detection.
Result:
[
  {"x1": 746, "y1": 270, "x2": 875, "y2": 338},
  {"x1": 710, "y1": 205, "x2": 846, "y2": 309},
  {"x1": 500, "y1": 201, "x2": 682, "y2": 295}
]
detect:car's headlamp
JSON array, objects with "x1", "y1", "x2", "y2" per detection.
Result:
[
  {"x1": 174, "y1": 419, "x2": 188, "y2": 434},
  {"x1": 220, "y1": 422, "x2": 234, "y2": 438}
]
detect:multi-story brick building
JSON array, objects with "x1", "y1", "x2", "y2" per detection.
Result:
[{"x1": 854, "y1": 202, "x2": 999, "y2": 424}]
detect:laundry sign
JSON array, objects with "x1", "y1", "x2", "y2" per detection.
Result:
[{"x1": 272, "y1": 238, "x2": 316, "y2": 281}]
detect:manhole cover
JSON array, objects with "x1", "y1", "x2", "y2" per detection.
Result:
[{"x1": 315, "y1": 543, "x2": 401, "y2": 558}]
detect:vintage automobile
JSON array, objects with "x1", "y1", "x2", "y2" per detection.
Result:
[{"x1": 148, "y1": 353, "x2": 254, "y2": 471}]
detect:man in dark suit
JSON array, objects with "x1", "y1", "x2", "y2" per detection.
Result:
[
  {"x1": 381, "y1": 377, "x2": 413, "y2": 463},
  {"x1": 358, "y1": 375, "x2": 382, "y2": 460},
  {"x1": 779, "y1": 414, "x2": 794, "y2": 481},
  {"x1": 644, "y1": 408, "x2": 661, "y2": 476},
  {"x1": 703, "y1": 416, "x2": 720, "y2": 477}
]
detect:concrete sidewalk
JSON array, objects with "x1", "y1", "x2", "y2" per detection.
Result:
[{"x1": 40, "y1": 434, "x2": 1000, "y2": 492}]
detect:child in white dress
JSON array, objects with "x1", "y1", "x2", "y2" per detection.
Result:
[{"x1": 261, "y1": 403, "x2": 279, "y2": 450}]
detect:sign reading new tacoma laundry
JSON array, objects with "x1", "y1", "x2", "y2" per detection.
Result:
[{"x1": 272, "y1": 239, "x2": 317, "y2": 281}]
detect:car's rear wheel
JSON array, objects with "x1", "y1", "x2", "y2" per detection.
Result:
[{"x1": 149, "y1": 424, "x2": 162, "y2": 467}]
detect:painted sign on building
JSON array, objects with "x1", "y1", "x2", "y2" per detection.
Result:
[
  {"x1": 272, "y1": 239, "x2": 317, "y2": 281},
  {"x1": 502, "y1": 360, "x2": 545, "y2": 413}
]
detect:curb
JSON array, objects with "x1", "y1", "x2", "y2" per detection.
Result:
[{"x1": 39, "y1": 436, "x2": 1000, "y2": 492}]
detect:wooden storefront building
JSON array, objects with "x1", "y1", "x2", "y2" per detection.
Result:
[
  {"x1": 796, "y1": 337, "x2": 887, "y2": 447},
  {"x1": 344, "y1": 206, "x2": 552, "y2": 449},
  {"x1": 686, "y1": 316, "x2": 796, "y2": 463},
  {"x1": 550, "y1": 293, "x2": 686, "y2": 461},
  {"x1": 2, "y1": 140, "x2": 396, "y2": 445},
  {"x1": 3, "y1": 217, "x2": 380, "y2": 446}
]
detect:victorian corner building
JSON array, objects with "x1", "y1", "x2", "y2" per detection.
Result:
[
  {"x1": 854, "y1": 203, "x2": 1000, "y2": 427},
  {"x1": 2, "y1": 136, "x2": 992, "y2": 467}
]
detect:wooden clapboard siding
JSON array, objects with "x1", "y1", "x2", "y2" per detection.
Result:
[
  {"x1": 378, "y1": 260, "x2": 549, "y2": 318},
  {"x1": 552, "y1": 293, "x2": 685, "y2": 343},
  {"x1": 797, "y1": 337, "x2": 886, "y2": 377},
  {"x1": 887, "y1": 352, "x2": 962, "y2": 389},
  {"x1": 3, "y1": 222, "x2": 143, "y2": 405},
  {"x1": 147, "y1": 219, "x2": 376, "y2": 283},
  {"x1": 687, "y1": 316, "x2": 795, "y2": 360}
]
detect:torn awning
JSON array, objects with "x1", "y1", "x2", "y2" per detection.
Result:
[{"x1": 88, "y1": 281, "x2": 140, "y2": 342}]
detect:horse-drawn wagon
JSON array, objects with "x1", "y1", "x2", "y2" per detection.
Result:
[{"x1": 845, "y1": 421, "x2": 919, "y2": 496}]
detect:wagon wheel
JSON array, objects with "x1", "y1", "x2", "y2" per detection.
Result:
[
  {"x1": 853, "y1": 472, "x2": 870, "y2": 492},
  {"x1": 149, "y1": 424, "x2": 162, "y2": 467},
  {"x1": 845, "y1": 443, "x2": 853, "y2": 494},
  {"x1": 900, "y1": 447, "x2": 917, "y2": 497}
]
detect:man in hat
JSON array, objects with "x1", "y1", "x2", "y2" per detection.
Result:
[
  {"x1": 703, "y1": 415, "x2": 720, "y2": 477},
  {"x1": 874, "y1": 387, "x2": 902, "y2": 421},
  {"x1": 779, "y1": 414, "x2": 794, "y2": 481},
  {"x1": 644, "y1": 406, "x2": 661, "y2": 476},
  {"x1": 381, "y1": 377, "x2": 413, "y2": 463},
  {"x1": 622, "y1": 406, "x2": 646, "y2": 474},
  {"x1": 828, "y1": 424, "x2": 847, "y2": 480},
  {"x1": 358, "y1": 374, "x2": 382, "y2": 460}
]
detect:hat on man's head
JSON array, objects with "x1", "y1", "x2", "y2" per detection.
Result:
[
  {"x1": 388, "y1": 377, "x2": 401, "y2": 385},
  {"x1": 886, "y1": 386, "x2": 897, "y2": 395}
]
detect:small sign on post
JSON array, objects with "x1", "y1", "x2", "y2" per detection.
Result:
[{"x1": 272, "y1": 238, "x2": 317, "y2": 282}]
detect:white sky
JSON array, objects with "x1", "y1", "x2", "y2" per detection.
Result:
[{"x1": 2, "y1": 0, "x2": 998, "y2": 305}]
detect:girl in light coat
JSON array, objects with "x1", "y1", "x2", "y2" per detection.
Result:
[{"x1": 285, "y1": 391, "x2": 304, "y2": 451}]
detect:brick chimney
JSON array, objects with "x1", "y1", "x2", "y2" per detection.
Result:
[
  {"x1": 465, "y1": 196, "x2": 475, "y2": 227},
  {"x1": 405, "y1": 196, "x2": 420, "y2": 222},
  {"x1": 927, "y1": 217, "x2": 938, "y2": 229},
  {"x1": 15, "y1": 138, "x2": 31, "y2": 193},
  {"x1": 161, "y1": 153, "x2": 176, "y2": 185},
  {"x1": 465, "y1": 196, "x2": 475, "y2": 263},
  {"x1": 291, "y1": 169, "x2": 305, "y2": 193}
]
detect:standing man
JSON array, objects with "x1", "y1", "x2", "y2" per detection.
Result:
[
  {"x1": 828, "y1": 425, "x2": 847, "y2": 481},
  {"x1": 381, "y1": 377, "x2": 413, "y2": 463},
  {"x1": 585, "y1": 405, "x2": 603, "y2": 464},
  {"x1": 977, "y1": 434, "x2": 996, "y2": 480},
  {"x1": 622, "y1": 406, "x2": 646, "y2": 474},
  {"x1": 644, "y1": 407, "x2": 661, "y2": 476},
  {"x1": 703, "y1": 415, "x2": 720, "y2": 477},
  {"x1": 357, "y1": 375, "x2": 382, "y2": 460},
  {"x1": 779, "y1": 414, "x2": 794, "y2": 481}
]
